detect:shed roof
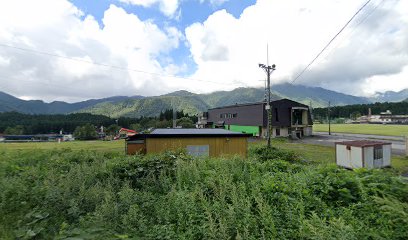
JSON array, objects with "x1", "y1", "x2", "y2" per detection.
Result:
[
  {"x1": 335, "y1": 140, "x2": 391, "y2": 147},
  {"x1": 119, "y1": 128, "x2": 137, "y2": 133},
  {"x1": 127, "y1": 128, "x2": 251, "y2": 140}
]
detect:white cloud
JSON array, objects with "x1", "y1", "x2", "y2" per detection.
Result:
[
  {"x1": 0, "y1": 0, "x2": 182, "y2": 102},
  {"x1": 0, "y1": 0, "x2": 407, "y2": 102},
  {"x1": 185, "y1": 0, "x2": 408, "y2": 96},
  {"x1": 0, "y1": 55, "x2": 10, "y2": 66},
  {"x1": 199, "y1": 0, "x2": 229, "y2": 7},
  {"x1": 119, "y1": 0, "x2": 179, "y2": 17}
]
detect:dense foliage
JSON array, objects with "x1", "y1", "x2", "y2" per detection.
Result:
[
  {"x1": 314, "y1": 101, "x2": 408, "y2": 121},
  {"x1": 73, "y1": 124, "x2": 99, "y2": 140},
  {"x1": 0, "y1": 110, "x2": 198, "y2": 135},
  {"x1": 0, "y1": 112, "x2": 114, "y2": 134},
  {"x1": 0, "y1": 146, "x2": 407, "y2": 239}
]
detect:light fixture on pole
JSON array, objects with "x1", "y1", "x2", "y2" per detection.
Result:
[{"x1": 259, "y1": 63, "x2": 276, "y2": 148}]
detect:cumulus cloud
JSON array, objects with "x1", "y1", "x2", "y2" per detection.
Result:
[
  {"x1": 185, "y1": 0, "x2": 408, "y2": 95},
  {"x1": 119, "y1": 0, "x2": 179, "y2": 17},
  {"x1": 0, "y1": 0, "x2": 182, "y2": 102},
  {"x1": 1, "y1": 0, "x2": 407, "y2": 102}
]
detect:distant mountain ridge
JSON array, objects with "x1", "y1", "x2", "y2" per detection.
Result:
[
  {"x1": 370, "y1": 89, "x2": 408, "y2": 103},
  {"x1": 0, "y1": 92, "x2": 144, "y2": 114},
  {"x1": 0, "y1": 83, "x2": 380, "y2": 118}
]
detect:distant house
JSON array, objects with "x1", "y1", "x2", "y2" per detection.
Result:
[
  {"x1": 126, "y1": 128, "x2": 251, "y2": 157},
  {"x1": 199, "y1": 99, "x2": 313, "y2": 138},
  {"x1": 336, "y1": 140, "x2": 391, "y2": 169},
  {"x1": 2, "y1": 134, "x2": 64, "y2": 142},
  {"x1": 119, "y1": 128, "x2": 137, "y2": 138},
  {"x1": 356, "y1": 109, "x2": 408, "y2": 124}
]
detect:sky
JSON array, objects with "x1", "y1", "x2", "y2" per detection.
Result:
[{"x1": 0, "y1": 0, "x2": 407, "y2": 102}]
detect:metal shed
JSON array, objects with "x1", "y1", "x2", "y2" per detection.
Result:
[
  {"x1": 335, "y1": 140, "x2": 392, "y2": 169},
  {"x1": 126, "y1": 128, "x2": 251, "y2": 157}
]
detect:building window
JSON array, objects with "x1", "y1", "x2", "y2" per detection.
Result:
[
  {"x1": 374, "y1": 146, "x2": 383, "y2": 160},
  {"x1": 186, "y1": 145, "x2": 209, "y2": 157},
  {"x1": 232, "y1": 113, "x2": 237, "y2": 118},
  {"x1": 276, "y1": 128, "x2": 280, "y2": 136}
]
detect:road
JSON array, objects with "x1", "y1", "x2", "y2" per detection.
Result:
[{"x1": 300, "y1": 132, "x2": 407, "y2": 156}]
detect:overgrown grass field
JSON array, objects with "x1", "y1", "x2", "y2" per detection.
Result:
[
  {"x1": 0, "y1": 140, "x2": 124, "y2": 152},
  {"x1": 0, "y1": 140, "x2": 407, "y2": 239},
  {"x1": 314, "y1": 123, "x2": 408, "y2": 137}
]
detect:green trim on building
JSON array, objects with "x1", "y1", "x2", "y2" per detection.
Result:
[{"x1": 224, "y1": 125, "x2": 260, "y2": 136}]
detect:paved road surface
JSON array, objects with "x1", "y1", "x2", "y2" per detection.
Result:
[{"x1": 300, "y1": 132, "x2": 407, "y2": 156}]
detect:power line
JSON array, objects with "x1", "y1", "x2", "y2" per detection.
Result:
[
  {"x1": 0, "y1": 42, "x2": 247, "y2": 87},
  {"x1": 313, "y1": 0, "x2": 385, "y2": 66},
  {"x1": 291, "y1": 0, "x2": 373, "y2": 84}
]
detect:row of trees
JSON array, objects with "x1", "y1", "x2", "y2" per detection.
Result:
[
  {"x1": 0, "y1": 109, "x2": 197, "y2": 139},
  {"x1": 313, "y1": 101, "x2": 408, "y2": 121}
]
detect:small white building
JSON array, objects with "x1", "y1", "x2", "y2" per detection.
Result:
[{"x1": 335, "y1": 141, "x2": 391, "y2": 169}]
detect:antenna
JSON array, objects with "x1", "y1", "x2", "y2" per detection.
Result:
[
  {"x1": 264, "y1": 44, "x2": 269, "y2": 102},
  {"x1": 267, "y1": 43, "x2": 269, "y2": 66}
]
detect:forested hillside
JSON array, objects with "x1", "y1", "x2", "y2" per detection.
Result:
[
  {"x1": 0, "y1": 91, "x2": 144, "y2": 114},
  {"x1": 272, "y1": 83, "x2": 370, "y2": 106},
  {"x1": 0, "y1": 112, "x2": 115, "y2": 134},
  {"x1": 313, "y1": 101, "x2": 408, "y2": 120},
  {"x1": 0, "y1": 83, "x2": 370, "y2": 117},
  {"x1": 0, "y1": 110, "x2": 197, "y2": 134}
]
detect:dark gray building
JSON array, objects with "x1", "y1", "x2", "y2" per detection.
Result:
[{"x1": 198, "y1": 99, "x2": 313, "y2": 138}]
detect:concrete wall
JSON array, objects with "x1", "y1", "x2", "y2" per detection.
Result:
[
  {"x1": 303, "y1": 126, "x2": 313, "y2": 136},
  {"x1": 383, "y1": 144, "x2": 391, "y2": 167},
  {"x1": 336, "y1": 145, "x2": 363, "y2": 169},
  {"x1": 272, "y1": 127, "x2": 289, "y2": 137},
  {"x1": 364, "y1": 146, "x2": 374, "y2": 169}
]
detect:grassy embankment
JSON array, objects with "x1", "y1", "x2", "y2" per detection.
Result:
[
  {"x1": 0, "y1": 139, "x2": 407, "y2": 239},
  {"x1": 314, "y1": 123, "x2": 408, "y2": 137},
  {"x1": 1, "y1": 139, "x2": 407, "y2": 173}
]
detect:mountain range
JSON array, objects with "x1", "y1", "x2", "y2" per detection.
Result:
[
  {"x1": 370, "y1": 89, "x2": 408, "y2": 103},
  {"x1": 1, "y1": 83, "x2": 407, "y2": 118}
]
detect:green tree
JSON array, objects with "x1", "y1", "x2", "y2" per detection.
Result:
[
  {"x1": 73, "y1": 124, "x2": 98, "y2": 140},
  {"x1": 176, "y1": 117, "x2": 195, "y2": 128},
  {"x1": 129, "y1": 123, "x2": 142, "y2": 132},
  {"x1": 350, "y1": 111, "x2": 361, "y2": 120},
  {"x1": 4, "y1": 125, "x2": 25, "y2": 135},
  {"x1": 106, "y1": 124, "x2": 120, "y2": 136}
]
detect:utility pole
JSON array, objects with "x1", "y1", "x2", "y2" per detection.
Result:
[
  {"x1": 173, "y1": 108, "x2": 177, "y2": 128},
  {"x1": 309, "y1": 100, "x2": 314, "y2": 122},
  {"x1": 259, "y1": 63, "x2": 276, "y2": 148},
  {"x1": 328, "y1": 101, "x2": 331, "y2": 135}
]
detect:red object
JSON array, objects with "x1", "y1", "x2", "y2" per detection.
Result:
[{"x1": 119, "y1": 128, "x2": 137, "y2": 134}]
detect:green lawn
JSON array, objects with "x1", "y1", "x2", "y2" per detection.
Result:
[
  {"x1": 1, "y1": 139, "x2": 407, "y2": 174},
  {"x1": 314, "y1": 123, "x2": 408, "y2": 137},
  {"x1": 0, "y1": 140, "x2": 124, "y2": 153},
  {"x1": 267, "y1": 138, "x2": 408, "y2": 174}
]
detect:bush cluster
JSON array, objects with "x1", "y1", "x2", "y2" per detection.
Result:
[{"x1": 0, "y1": 147, "x2": 407, "y2": 239}]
